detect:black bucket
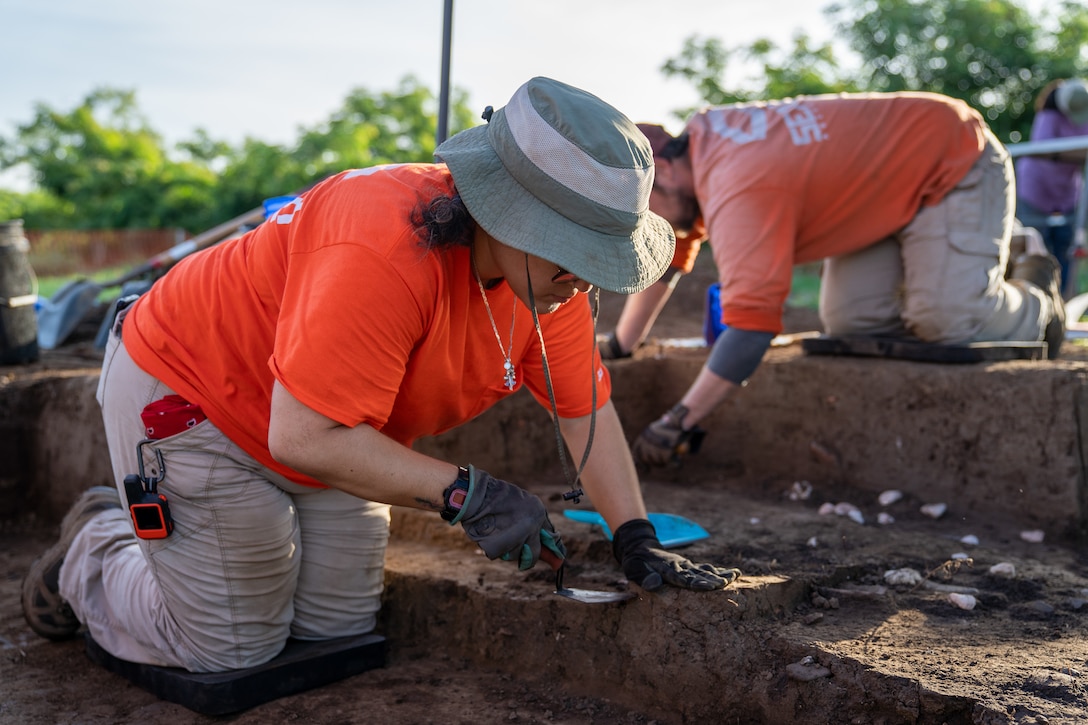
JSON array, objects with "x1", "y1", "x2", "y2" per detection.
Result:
[{"x1": 0, "y1": 220, "x2": 40, "y2": 364}]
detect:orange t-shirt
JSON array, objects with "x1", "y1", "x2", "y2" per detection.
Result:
[
  {"x1": 687, "y1": 92, "x2": 988, "y2": 333},
  {"x1": 124, "y1": 164, "x2": 611, "y2": 487}
]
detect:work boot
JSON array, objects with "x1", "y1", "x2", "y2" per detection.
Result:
[
  {"x1": 22, "y1": 486, "x2": 122, "y2": 640},
  {"x1": 1009, "y1": 253, "x2": 1065, "y2": 359}
]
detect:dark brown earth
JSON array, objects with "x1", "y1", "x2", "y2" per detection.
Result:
[{"x1": 2, "y1": 250, "x2": 1088, "y2": 724}]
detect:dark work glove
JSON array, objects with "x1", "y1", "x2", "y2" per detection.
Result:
[
  {"x1": 598, "y1": 332, "x2": 633, "y2": 360},
  {"x1": 631, "y1": 404, "x2": 706, "y2": 467},
  {"x1": 451, "y1": 466, "x2": 566, "y2": 571},
  {"x1": 612, "y1": 519, "x2": 740, "y2": 592}
]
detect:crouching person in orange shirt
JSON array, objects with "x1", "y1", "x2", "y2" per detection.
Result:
[
  {"x1": 604, "y1": 93, "x2": 1066, "y2": 468},
  {"x1": 21, "y1": 77, "x2": 740, "y2": 673}
]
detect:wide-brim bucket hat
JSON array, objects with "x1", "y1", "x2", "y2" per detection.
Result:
[{"x1": 435, "y1": 77, "x2": 675, "y2": 294}]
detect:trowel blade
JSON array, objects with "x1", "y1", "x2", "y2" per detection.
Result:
[
  {"x1": 541, "y1": 546, "x2": 634, "y2": 603},
  {"x1": 555, "y1": 587, "x2": 635, "y2": 604}
]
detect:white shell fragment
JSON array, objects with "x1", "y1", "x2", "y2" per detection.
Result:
[
  {"x1": 884, "y1": 568, "x2": 923, "y2": 587},
  {"x1": 820, "y1": 502, "x2": 866, "y2": 525},
  {"x1": 878, "y1": 490, "x2": 903, "y2": 506},
  {"x1": 788, "y1": 480, "x2": 813, "y2": 501},
  {"x1": 951, "y1": 552, "x2": 970, "y2": 561},
  {"x1": 834, "y1": 502, "x2": 859, "y2": 516},
  {"x1": 989, "y1": 562, "x2": 1016, "y2": 578},
  {"x1": 786, "y1": 656, "x2": 832, "y2": 682},
  {"x1": 807, "y1": 536, "x2": 819, "y2": 548},
  {"x1": 920, "y1": 502, "x2": 947, "y2": 519},
  {"x1": 877, "y1": 512, "x2": 895, "y2": 525},
  {"x1": 949, "y1": 593, "x2": 977, "y2": 610},
  {"x1": 959, "y1": 535, "x2": 979, "y2": 546},
  {"x1": 1020, "y1": 529, "x2": 1045, "y2": 543}
]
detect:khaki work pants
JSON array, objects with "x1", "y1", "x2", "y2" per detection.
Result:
[
  {"x1": 820, "y1": 130, "x2": 1049, "y2": 343},
  {"x1": 59, "y1": 325, "x2": 389, "y2": 673}
]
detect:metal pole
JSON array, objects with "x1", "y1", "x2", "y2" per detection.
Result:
[
  {"x1": 1067, "y1": 155, "x2": 1088, "y2": 298},
  {"x1": 436, "y1": 0, "x2": 453, "y2": 146}
]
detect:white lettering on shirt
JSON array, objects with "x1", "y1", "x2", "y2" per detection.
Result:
[
  {"x1": 707, "y1": 107, "x2": 768, "y2": 145},
  {"x1": 344, "y1": 164, "x2": 406, "y2": 179},
  {"x1": 706, "y1": 101, "x2": 828, "y2": 147},
  {"x1": 274, "y1": 196, "x2": 302, "y2": 225},
  {"x1": 777, "y1": 101, "x2": 827, "y2": 146}
]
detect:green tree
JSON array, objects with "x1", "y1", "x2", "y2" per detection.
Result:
[
  {"x1": 660, "y1": 36, "x2": 745, "y2": 112},
  {"x1": 0, "y1": 76, "x2": 477, "y2": 233},
  {"x1": 827, "y1": 0, "x2": 1088, "y2": 141},
  {"x1": 0, "y1": 188, "x2": 74, "y2": 229},
  {"x1": 661, "y1": 1, "x2": 1088, "y2": 144},
  {"x1": 294, "y1": 75, "x2": 469, "y2": 175},
  {"x1": 661, "y1": 32, "x2": 859, "y2": 121},
  {"x1": 753, "y1": 33, "x2": 862, "y2": 99},
  {"x1": 0, "y1": 88, "x2": 217, "y2": 229},
  {"x1": 196, "y1": 76, "x2": 477, "y2": 229}
]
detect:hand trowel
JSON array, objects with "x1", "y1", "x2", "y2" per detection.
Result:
[{"x1": 540, "y1": 549, "x2": 634, "y2": 604}]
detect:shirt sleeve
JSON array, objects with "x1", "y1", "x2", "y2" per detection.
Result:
[{"x1": 703, "y1": 181, "x2": 798, "y2": 334}]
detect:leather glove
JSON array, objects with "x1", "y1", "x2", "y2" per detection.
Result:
[
  {"x1": 632, "y1": 404, "x2": 706, "y2": 467},
  {"x1": 612, "y1": 519, "x2": 740, "y2": 592},
  {"x1": 449, "y1": 466, "x2": 566, "y2": 571}
]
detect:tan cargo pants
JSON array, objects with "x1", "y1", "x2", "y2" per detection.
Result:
[
  {"x1": 820, "y1": 129, "x2": 1049, "y2": 343},
  {"x1": 59, "y1": 323, "x2": 390, "y2": 672}
]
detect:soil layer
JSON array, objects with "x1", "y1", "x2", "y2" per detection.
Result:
[{"x1": 2, "y1": 252, "x2": 1088, "y2": 724}]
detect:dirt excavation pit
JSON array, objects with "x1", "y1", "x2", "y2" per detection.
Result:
[{"x1": 3, "y1": 253, "x2": 1088, "y2": 724}]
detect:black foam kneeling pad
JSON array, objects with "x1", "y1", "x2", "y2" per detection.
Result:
[
  {"x1": 802, "y1": 335, "x2": 1047, "y2": 363},
  {"x1": 84, "y1": 631, "x2": 386, "y2": 716}
]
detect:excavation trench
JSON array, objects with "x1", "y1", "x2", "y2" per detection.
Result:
[{"x1": 3, "y1": 333, "x2": 1088, "y2": 723}]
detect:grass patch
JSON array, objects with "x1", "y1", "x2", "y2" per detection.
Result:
[
  {"x1": 34, "y1": 265, "x2": 135, "y2": 302},
  {"x1": 789, "y1": 262, "x2": 822, "y2": 310}
]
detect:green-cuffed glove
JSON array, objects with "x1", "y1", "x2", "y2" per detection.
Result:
[
  {"x1": 632, "y1": 404, "x2": 706, "y2": 467},
  {"x1": 449, "y1": 466, "x2": 566, "y2": 571},
  {"x1": 612, "y1": 519, "x2": 740, "y2": 592}
]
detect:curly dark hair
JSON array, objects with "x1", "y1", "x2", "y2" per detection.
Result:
[{"x1": 412, "y1": 193, "x2": 475, "y2": 250}]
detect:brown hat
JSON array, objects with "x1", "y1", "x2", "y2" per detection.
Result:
[{"x1": 636, "y1": 123, "x2": 677, "y2": 158}]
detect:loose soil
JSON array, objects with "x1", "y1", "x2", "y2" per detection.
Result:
[{"x1": 2, "y1": 251, "x2": 1088, "y2": 724}]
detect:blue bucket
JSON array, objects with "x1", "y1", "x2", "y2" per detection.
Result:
[
  {"x1": 703, "y1": 282, "x2": 728, "y2": 345},
  {"x1": 262, "y1": 195, "x2": 299, "y2": 219}
]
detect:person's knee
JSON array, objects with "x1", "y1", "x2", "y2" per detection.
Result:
[
  {"x1": 820, "y1": 302, "x2": 905, "y2": 337},
  {"x1": 819, "y1": 305, "x2": 854, "y2": 336},
  {"x1": 904, "y1": 305, "x2": 969, "y2": 343}
]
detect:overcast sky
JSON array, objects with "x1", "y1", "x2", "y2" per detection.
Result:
[{"x1": 1, "y1": 1, "x2": 838, "y2": 148}]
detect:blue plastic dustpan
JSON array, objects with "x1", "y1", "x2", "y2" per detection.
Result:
[{"x1": 562, "y1": 510, "x2": 709, "y2": 548}]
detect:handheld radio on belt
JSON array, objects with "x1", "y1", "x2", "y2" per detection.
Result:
[{"x1": 124, "y1": 395, "x2": 207, "y2": 539}]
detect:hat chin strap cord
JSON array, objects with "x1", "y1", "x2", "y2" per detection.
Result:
[{"x1": 524, "y1": 255, "x2": 597, "y2": 505}]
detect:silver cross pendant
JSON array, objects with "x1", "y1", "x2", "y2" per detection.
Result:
[{"x1": 503, "y1": 360, "x2": 516, "y2": 390}]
